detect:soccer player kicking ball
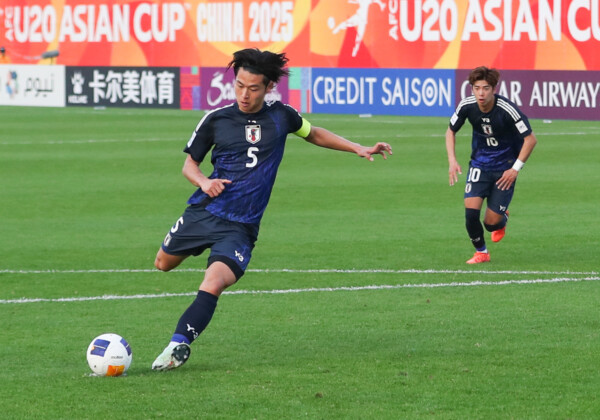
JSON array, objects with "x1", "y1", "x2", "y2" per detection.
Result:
[
  {"x1": 445, "y1": 66, "x2": 537, "y2": 264},
  {"x1": 151, "y1": 48, "x2": 392, "y2": 370}
]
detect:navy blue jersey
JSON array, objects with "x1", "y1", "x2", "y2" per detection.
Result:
[
  {"x1": 184, "y1": 101, "x2": 304, "y2": 225},
  {"x1": 449, "y1": 94, "x2": 532, "y2": 171}
]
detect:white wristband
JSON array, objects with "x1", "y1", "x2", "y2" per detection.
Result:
[{"x1": 512, "y1": 159, "x2": 525, "y2": 172}]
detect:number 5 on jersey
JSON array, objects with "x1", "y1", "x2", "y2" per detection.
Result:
[{"x1": 246, "y1": 147, "x2": 259, "y2": 168}]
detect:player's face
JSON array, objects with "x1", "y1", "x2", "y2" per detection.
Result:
[
  {"x1": 472, "y1": 80, "x2": 495, "y2": 112},
  {"x1": 235, "y1": 67, "x2": 273, "y2": 114}
]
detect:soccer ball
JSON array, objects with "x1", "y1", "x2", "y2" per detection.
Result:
[{"x1": 86, "y1": 333, "x2": 132, "y2": 376}]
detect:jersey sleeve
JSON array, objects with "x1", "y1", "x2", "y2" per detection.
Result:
[
  {"x1": 449, "y1": 96, "x2": 473, "y2": 132},
  {"x1": 497, "y1": 97, "x2": 533, "y2": 138},
  {"x1": 513, "y1": 109, "x2": 533, "y2": 138},
  {"x1": 184, "y1": 111, "x2": 215, "y2": 162},
  {"x1": 282, "y1": 104, "x2": 306, "y2": 137}
]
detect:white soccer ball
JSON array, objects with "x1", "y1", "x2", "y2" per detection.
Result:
[{"x1": 86, "y1": 333, "x2": 132, "y2": 376}]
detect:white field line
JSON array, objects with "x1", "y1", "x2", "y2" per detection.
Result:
[
  {"x1": 1, "y1": 268, "x2": 597, "y2": 275},
  {"x1": 0, "y1": 137, "x2": 174, "y2": 146},
  {"x1": 1, "y1": 131, "x2": 597, "y2": 146},
  {"x1": 1, "y1": 276, "x2": 598, "y2": 305}
]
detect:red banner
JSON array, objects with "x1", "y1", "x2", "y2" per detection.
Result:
[{"x1": 1, "y1": 0, "x2": 599, "y2": 70}]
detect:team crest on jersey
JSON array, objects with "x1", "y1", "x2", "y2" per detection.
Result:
[
  {"x1": 482, "y1": 124, "x2": 493, "y2": 135},
  {"x1": 245, "y1": 125, "x2": 261, "y2": 144}
]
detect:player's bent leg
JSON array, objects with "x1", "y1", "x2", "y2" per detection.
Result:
[
  {"x1": 152, "y1": 289, "x2": 218, "y2": 371},
  {"x1": 200, "y1": 261, "x2": 239, "y2": 297},
  {"x1": 484, "y1": 208, "x2": 509, "y2": 243},
  {"x1": 483, "y1": 207, "x2": 506, "y2": 228},
  {"x1": 486, "y1": 183, "x2": 513, "y2": 243},
  {"x1": 152, "y1": 262, "x2": 238, "y2": 371},
  {"x1": 154, "y1": 248, "x2": 188, "y2": 272}
]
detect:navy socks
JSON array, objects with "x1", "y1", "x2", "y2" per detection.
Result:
[
  {"x1": 465, "y1": 208, "x2": 486, "y2": 251},
  {"x1": 171, "y1": 290, "x2": 218, "y2": 345}
]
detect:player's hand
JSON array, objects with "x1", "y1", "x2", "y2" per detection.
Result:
[
  {"x1": 200, "y1": 178, "x2": 232, "y2": 197},
  {"x1": 360, "y1": 142, "x2": 392, "y2": 161},
  {"x1": 448, "y1": 162, "x2": 462, "y2": 186},
  {"x1": 496, "y1": 169, "x2": 518, "y2": 191}
]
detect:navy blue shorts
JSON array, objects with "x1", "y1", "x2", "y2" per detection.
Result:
[
  {"x1": 464, "y1": 165, "x2": 515, "y2": 215},
  {"x1": 161, "y1": 204, "x2": 259, "y2": 279}
]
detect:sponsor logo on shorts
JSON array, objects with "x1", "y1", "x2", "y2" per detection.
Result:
[
  {"x1": 163, "y1": 233, "x2": 172, "y2": 247},
  {"x1": 235, "y1": 250, "x2": 244, "y2": 262}
]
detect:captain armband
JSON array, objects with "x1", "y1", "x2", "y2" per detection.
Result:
[{"x1": 293, "y1": 118, "x2": 312, "y2": 139}]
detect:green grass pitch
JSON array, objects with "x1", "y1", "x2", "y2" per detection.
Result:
[{"x1": 1, "y1": 106, "x2": 599, "y2": 419}]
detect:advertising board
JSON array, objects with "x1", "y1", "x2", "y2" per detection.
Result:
[
  {"x1": 311, "y1": 68, "x2": 455, "y2": 116},
  {"x1": 0, "y1": 63, "x2": 65, "y2": 106},
  {"x1": 2, "y1": 1, "x2": 598, "y2": 70},
  {"x1": 456, "y1": 69, "x2": 600, "y2": 120},
  {"x1": 200, "y1": 66, "x2": 288, "y2": 110},
  {"x1": 65, "y1": 66, "x2": 180, "y2": 108}
]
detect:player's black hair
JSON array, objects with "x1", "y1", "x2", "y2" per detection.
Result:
[
  {"x1": 469, "y1": 66, "x2": 500, "y2": 88},
  {"x1": 227, "y1": 48, "x2": 289, "y2": 86}
]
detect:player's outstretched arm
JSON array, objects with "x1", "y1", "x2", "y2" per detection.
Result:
[
  {"x1": 304, "y1": 126, "x2": 392, "y2": 161},
  {"x1": 182, "y1": 154, "x2": 231, "y2": 197}
]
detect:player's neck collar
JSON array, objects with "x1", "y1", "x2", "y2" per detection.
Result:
[{"x1": 235, "y1": 102, "x2": 267, "y2": 116}]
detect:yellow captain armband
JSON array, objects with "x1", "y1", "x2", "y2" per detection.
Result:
[{"x1": 293, "y1": 117, "x2": 312, "y2": 139}]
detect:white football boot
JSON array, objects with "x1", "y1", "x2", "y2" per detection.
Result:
[{"x1": 151, "y1": 342, "x2": 191, "y2": 371}]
